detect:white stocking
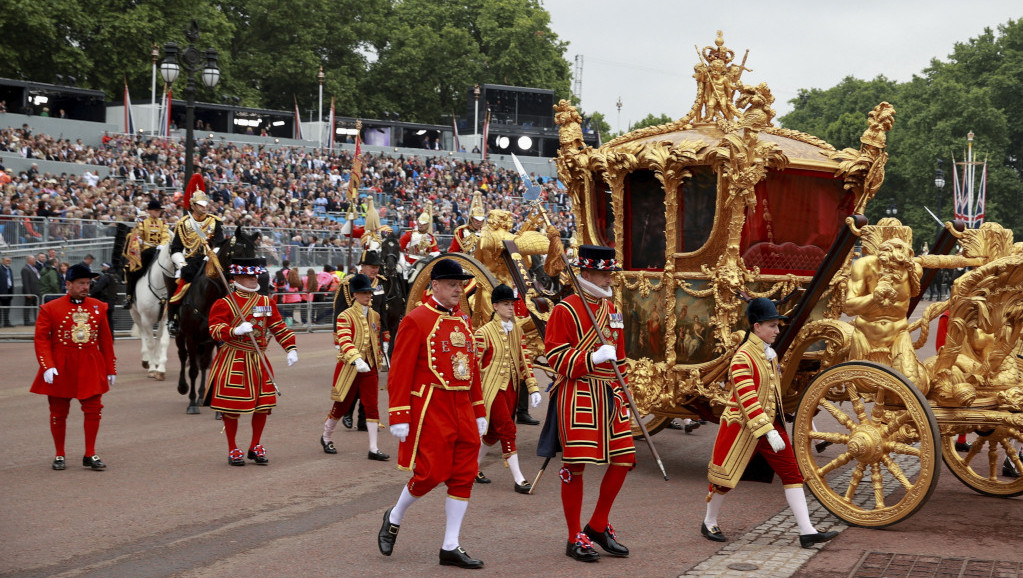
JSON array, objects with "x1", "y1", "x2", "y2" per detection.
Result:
[
  {"x1": 443, "y1": 497, "x2": 468, "y2": 551},
  {"x1": 322, "y1": 418, "x2": 338, "y2": 443},
  {"x1": 704, "y1": 491, "x2": 725, "y2": 528},
  {"x1": 390, "y1": 485, "x2": 417, "y2": 525},
  {"x1": 477, "y1": 441, "x2": 490, "y2": 466},
  {"x1": 506, "y1": 453, "x2": 526, "y2": 484},
  {"x1": 784, "y1": 486, "x2": 818, "y2": 535},
  {"x1": 367, "y1": 423, "x2": 379, "y2": 452}
]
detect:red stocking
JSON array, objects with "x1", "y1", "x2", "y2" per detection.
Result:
[
  {"x1": 560, "y1": 465, "x2": 585, "y2": 541},
  {"x1": 223, "y1": 414, "x2": 239, "y2": 451},
  {"x1": 80, "y1": 395, "x2": 103, "y2": 456},
  {"x1": 250, "y1": 411, "x2": 268, "y2": 449},
  {"x1": 588, "y1": 464, "x2": 628, "y2": 532},
  {"x1": 48, "y1": 396, "x2": 71, "y2": 457}
]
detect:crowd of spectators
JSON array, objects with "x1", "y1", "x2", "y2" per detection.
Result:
[{"x1": 0, "y1": 123, "x2": 579, "y2": 251}]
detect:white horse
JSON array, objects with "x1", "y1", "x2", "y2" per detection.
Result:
[{"x1": 128, "y1": 245, "x2": 173, "y2": 381}]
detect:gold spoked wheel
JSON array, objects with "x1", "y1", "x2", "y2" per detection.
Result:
[
  {"x1": 631, "y1": 414, "x2": 672, "y2": 439},
  {"x1": 794, "y1": 361, "x2": 940, "y2": 528},
  {"x1": 941, "y1": 427, "x2": 1023, "y2": 497},
  {"x1": 405, "y1": 253, "x2": 498, "y2": 329}
]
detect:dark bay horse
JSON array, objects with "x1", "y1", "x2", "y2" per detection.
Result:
[
  {"x1": 380, "y1": 232, "x2": 408, "y2": 359},
  {"x1": 174, "y1": 226, "x2": 258, "y2": 413}
]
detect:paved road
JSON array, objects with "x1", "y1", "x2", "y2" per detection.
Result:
[{"x1": 2, "y1": 310, "x2": 1022, "y2": 577}]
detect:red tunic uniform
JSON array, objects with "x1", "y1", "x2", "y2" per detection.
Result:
[
  {"x1": 398, "y1": 230, "x2": 439, "y2": 265},
  {"x1": 448, "y1": 224, "x2": 480, "y2": 254},
  {"x1": 544, "y1": 294, "x2": 635, "y2": 466},
  {"x1": 388, "y1": 297, "x2": 486, "y2": 499},
  {"x1": 207, "y1": 289, "x2": 297, "y2": 414},
  {"x1": 31, "y1": 296, "x2": 116, "y2": 399}
]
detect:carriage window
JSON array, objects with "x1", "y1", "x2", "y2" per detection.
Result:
[
  {"x1": 594, "y1": 179, "x2": 615, "y2": 247},
  {"x1": 740, "y1": 168, "x2": 854, "y2": 275},
  {"x1": 624, "y1": 170, "x2": 666, "y2": 270},
  {"x1": 677, "y1": 165, "x2": 717, "y2": 253}
]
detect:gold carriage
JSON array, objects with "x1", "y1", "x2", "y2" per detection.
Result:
[{"x1": 547, "y1": 31, "x2": 1023, "y2": 528}]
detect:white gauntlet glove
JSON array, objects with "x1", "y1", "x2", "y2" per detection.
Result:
[
  {"x1": 107, "y1": 375, "x2": 116, "y2": 387},
  {"x1": 287, "y1": 350, "x2": 299, "y2": 366},
  {"x1": 390, "y1": 423, "x2": 409, "y2": 442},
  {"x1": 44, "y1": 368, "x2": 59, "y2": 384},
  {"x1": 170, "y1": 252, "x2": 186, "y2": 269},
  {"x1": 591, "y1": 344, "x2": 617, "y2": 365},
  {"x1": 476, "y1": 417, "x2": 488, "y2": 436},
  {"x1": 765, "y1": 429, "x2": 786, "y2": 453},
  {"x1": 529, "y1": 392, "x2": 542, "y2": 408},
  {"x1": 353, "y1": 358, "x2": 371, "y2": 373},
  {"x1": 233, "y1": 322, "x2": 254, "y2": 336}
]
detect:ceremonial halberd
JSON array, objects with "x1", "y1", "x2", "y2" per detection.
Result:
[{"x1": 552, "y1": 31, "x2": 1023, "y2": 528}]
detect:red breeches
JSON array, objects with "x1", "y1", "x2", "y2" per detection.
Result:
[
  {"x1": 482, "y1": 385, "x2": 518, "y2": 456},
  {"x1": 334, "y1": 370, "x2": 379, "y2": 422}
]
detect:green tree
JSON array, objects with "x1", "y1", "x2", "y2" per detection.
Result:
[{"x1": 629, "y1": 113, "x2": 674, "y2": 132}]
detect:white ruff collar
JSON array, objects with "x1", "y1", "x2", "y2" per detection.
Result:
[
  {"x1": 578, "y1": 276, "x2": 612, "y2": 300},
  {"x1": 232, "y1": 281, "x2": 260, "y2": 293}
]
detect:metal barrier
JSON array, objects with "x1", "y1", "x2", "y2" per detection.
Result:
[
  {"x1": 271, "y1": 291, "x2": 336, "y2": 333},
  {"x1": 0, "y1": 292, "x2": 136, "y2": 339}
]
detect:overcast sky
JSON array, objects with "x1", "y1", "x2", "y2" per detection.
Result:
[{"x1": 544, "y1": 1, "x2": 1021, "y2": 131}]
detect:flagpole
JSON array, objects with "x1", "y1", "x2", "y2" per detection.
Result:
[
  {"x1": 150, "y1": 43, "x2": 159, "y2": 136},
  {"x1": 317, "y1": 66, "x2": 324, "y2": 150}
]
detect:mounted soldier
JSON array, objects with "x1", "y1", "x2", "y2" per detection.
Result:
[
  {"x1": 123, "y1": 198, "x2": 171, "y2": 310},
  {"x1": 166, "y1": 174, "x2": 224, "y2": 336},
  {"x1": 398, "y1": 203, "x2": 440, "y2": 275},
  {"x1": 449, "y1": 191, "x2": 486, "y2": 255}
]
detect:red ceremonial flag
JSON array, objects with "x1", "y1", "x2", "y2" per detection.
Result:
[
  {"x1": 327, "y1": 97, "x2": 336, "y2": 151},
  {"x1": 123, "y1": 78, "x2": 136, "y2": 134},
  {"x1": 348, "y1": 120, "x2": 363, "y2": 200}
]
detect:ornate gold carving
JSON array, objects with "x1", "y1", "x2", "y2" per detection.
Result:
[
  {"x1": 830, "y1": 102, "x2": 895, "y2": 214},
  {"x1": 452, "y1": 351, "x2": 470, "y2": 381}
]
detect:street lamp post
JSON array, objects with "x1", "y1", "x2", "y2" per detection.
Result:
[
  {"x1": 150, "y1": 43, "x2": 159, "y2": 136},
  {"x1": 935, "y1": 158, "x2": 946, "y2": 228},
  {"x1": 473, "y1": 84, "x2": 480, "y2": 152},
  {"x1": 317, "y1": 66, "x2": 324, "y2": 150},
  {"x1": 616, "y1": 97, "x2": 622, "y2": 134},
  {"x1": 160, "y1": 20, "x2": 219, "y2": 188},
  {"x1": 885, "y1": 198, "x2": 898, "y2": 218}
]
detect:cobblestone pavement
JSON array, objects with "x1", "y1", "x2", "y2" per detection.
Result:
[{"x1": 683, "y1": 451, "x2": 919, "y2": 577}]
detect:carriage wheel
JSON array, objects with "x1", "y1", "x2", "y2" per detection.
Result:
[
  {"x1": 941, "y1": 427, "x2": 1023, "y2": 497},
  {"x1": 405, "y1": 253, "x2": 499, "y2": 329},
  {"x1": 794, "y1": 361, "x2": 940, "y2": 527},
  {"x1": 631, "y1": 413, "x2": 671, "y2": 439}
]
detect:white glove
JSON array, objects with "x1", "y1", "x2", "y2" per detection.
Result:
[
  {"x1": 591, "y1": 344, "x2": 617, "y2": 365},
  {"x1": 233, "y1": 321, "x2": 254, "y2": 336},
  {"x1": 390, "y1": 423, "x2": 409, "y2": 442},
  {"x1": 287, "y1": 350, "x2": 299, "y2": 366},
  {"x1": 354, "y1": 358, "x2": 371, "y2": 373},
  {"x1": 765, "y1": 429, "x2": 786, "y2": 453},
  {"x1": 107, "y1": 375, "x2": 116, "y2": 387},
  {"x1": 44, "y1": 368, "x2": 59, "y2": 384},
  {"x1": 529, "y1": 392, "x2": 542, "y2": 408},
  {"x1": 170, "y1": 252, "x2": 186, "y2": 269},
  {"x1": 383, "y1": 341, "x2": 389, "y2": 356},
  {"x1": 429, "y1": 251, "x2": 441, "y2": 257},
  {"x1": 476, "y1": 417, "x2": 488, "y2": 436}
]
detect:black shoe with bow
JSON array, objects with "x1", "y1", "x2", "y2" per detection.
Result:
[
  {"x1": 82, "y1": 455, "x2": 106, "y2": 470},
  {"x1": 378, "y1": 507, "x2": 399, "y2": 556},
  {"x1": 247, "y1": 445, "x2": 268, "y2": 465},
  {"x1": 228, "y1": 448, "x2": 245, "y2": 466},
  {"x1": 52, "y1": 456, "x2": 66, "y2": 470},
  {"x1": 475, "y1": 471, "x2": 491, "y2": 484},
  {"x1": 341, "y1": 415, "x2": 353, "y2": 429},
  {"x1": 701, "y1": 522, "x2": 726, "y2": 542},
  {"x1": 368, "y1": 450, "x2": 390, "y2": 461},
  {"x1": 320, "y1": 437, "x2": 337, "y2": 454},
  {"x1": 514, "y1": 480, "x2": 532, "y2": 494},
  {"x1": 565, "y1": 532, "x2": 600, "y2": 562},
  {"x1": 955, "y1": 441, "x2": 972, "y2": 452},
  {"x1": 1003, "y1": 456, "x2": 1020, "y2": 478},
  {"x1": 584, "y1": 524, "x2": 628, "y2": 557},
  {"x1": 439, "y1": 546, "x2": 484, "y2": 569},
  {"x1": 799, "y1": 530, "x2": 839, "y2": 548}
]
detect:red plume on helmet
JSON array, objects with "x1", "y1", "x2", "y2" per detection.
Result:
[{"x1": 183, "y1": 174, "x2": 206, "y2": 208}]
